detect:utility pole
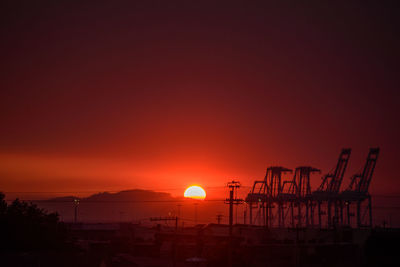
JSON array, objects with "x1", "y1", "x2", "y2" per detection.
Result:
[
  {"x1": 194, "y1": 203, "x2": 198, "y2": 225},
  {"x1": 177, "y1": 204, "x2": 182, "y2": 218},
  {"x1": 73, "y1": 199, "x2": 80, "y2": 223},
  {"x1": 225, "y1": 181, "x2": 244, "y2": 234},
  {"x1": 225, "y1": 181, "x2": 244, "y2": 267},
  {"x1": 177, "y1": 204, "x2": 183, "y2": 228},
  {"x1": 216, "y1": 213, "x2": 223, "y2": 224}
]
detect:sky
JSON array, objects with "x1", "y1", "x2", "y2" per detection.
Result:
[{"x1": 0, "y1": 1, "x2": 399, "y2": 199}]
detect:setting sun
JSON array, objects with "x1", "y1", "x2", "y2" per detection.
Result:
[{"x1": 184, "y1": 185, "x2": 206, "y2": 200}]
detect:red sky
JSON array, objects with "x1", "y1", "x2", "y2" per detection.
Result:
[{"x1": 0, "y1": 1, "x2": 399, "y2": 199}]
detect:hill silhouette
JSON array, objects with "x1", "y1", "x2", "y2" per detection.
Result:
[
  {"x1": 47, "y1": 189, "x2": 180, "y2": 203},
  {"x1": 39, "y1": 189, "x2": 222, "y2": 224}
]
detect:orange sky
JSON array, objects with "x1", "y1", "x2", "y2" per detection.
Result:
[{"x1": 0, "y1": 1, "x2": 399, "y2": 200}]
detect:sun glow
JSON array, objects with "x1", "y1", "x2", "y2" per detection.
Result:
[{"x1": 184, "y1": 185, "x2": 206, "y2": 200}]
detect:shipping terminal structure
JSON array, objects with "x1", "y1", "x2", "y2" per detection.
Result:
[{"x1": 245, "y1": 148, "x2": 379, "y2": 229}]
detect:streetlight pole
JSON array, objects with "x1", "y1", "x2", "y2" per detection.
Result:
[
  {"x1": 194, "y1": 203, "x2": 198, "y2": 225},
  {"x1": 73, "y1": 199, "x2": 80, "y2": 223}
]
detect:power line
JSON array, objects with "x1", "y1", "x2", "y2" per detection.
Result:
[
  {"x1": 2, "y1": 186, "x2": 253, "y2": 194},
  {"x1": 4, "y1": 199, "x2": 227, "y2": 203}
]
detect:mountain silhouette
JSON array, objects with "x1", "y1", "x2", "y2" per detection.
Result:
[
  {"x1": 39, "y1": 189, "x2": 221, "y2": 224},
  {"x1": 47, "y1": 189, "x2": 180, "y2": 203}
]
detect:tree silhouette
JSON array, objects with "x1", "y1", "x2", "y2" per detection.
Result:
[{"x1": 0, "y1": 192, "x2": 67, "y2": 250}]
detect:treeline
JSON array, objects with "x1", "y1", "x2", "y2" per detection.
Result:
[{"x1": 0, "y1": 192, "x2": 68, "y2": 250}]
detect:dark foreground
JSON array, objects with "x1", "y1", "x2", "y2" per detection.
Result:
[{"x1": 1, "y1": 222, "x2": 399, "y2": 267}]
